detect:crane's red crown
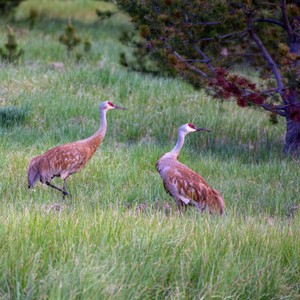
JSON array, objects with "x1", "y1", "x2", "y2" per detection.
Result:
[
  {"x1": 108, "y1": 101, "x2": 114, "y2": 107},
  {"x1": 188, "y1": 123, "x2": 196, "y2": 129}
]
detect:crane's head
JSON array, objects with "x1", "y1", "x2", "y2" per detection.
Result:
[
  {"x1": 100, "y1": 101, "x2": 127, "y2": 111},
  {"x1": 179, "y1": 123, "x2": 211, "y2": 134}
]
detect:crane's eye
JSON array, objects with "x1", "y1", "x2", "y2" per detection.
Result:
[
  {"x1": 188, "y1": 123, "x2": 195, "y2": 129},
  {"x1": 108, "y1": 101, "x2": 114, "y2": 107}
]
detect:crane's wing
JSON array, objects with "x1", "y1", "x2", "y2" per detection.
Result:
[
  {"x1": 157, "y1": 159, "x2": 224, "y2": 213},
  {"x1": 53, "y1": 144, "x2": 90, "y2": 174},
  {"x1": 32, "y1": 143, "x2": 91, "y2": 180}
]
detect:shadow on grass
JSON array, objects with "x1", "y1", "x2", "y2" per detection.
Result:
[
  {"x1": 153, "y1": 131, "x2": 288, "y2": 165},
  {"x1": 202, "y1": 138, "x2": 286, "y2": 165}
]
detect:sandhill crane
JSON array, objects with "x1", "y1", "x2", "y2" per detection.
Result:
[
  {"x1": 27, "y1": 101, "x2": 126, "y2": 200},
  {"x1": 156, "y1": 123, "x2": 224, "y2": 215}
]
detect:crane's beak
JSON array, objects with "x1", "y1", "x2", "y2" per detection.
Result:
[
  {"x1": 113, "y1": 104, "x2": 127, "y2": 110},
  {"x1": 196, "y1": 127, "x2": 211, "y2": 132}
]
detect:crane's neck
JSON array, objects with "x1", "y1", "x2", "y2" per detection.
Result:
[
  {"x1": 165, "y1": 130, "x2": 186, "y2": 159},
  {"x1": 97, "y1": 107, "x2": 108, "y2": 137},
  {"x1": 86, "y1": 108, "x2": 108, "y2": 149}
]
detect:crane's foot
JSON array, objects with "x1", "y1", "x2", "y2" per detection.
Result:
[{"x1": 62, "y1": 191, "x2": 72, "y2": 201}]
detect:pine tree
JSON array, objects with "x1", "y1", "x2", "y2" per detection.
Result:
[
  {"x1": 117, "y1": 0, "x2": 300, "y2": 156},
  {"x1": 59, "y1": 20, "x2": 81, "y2": 54},
  {"x1": 58, "y1": 20, "x2": 92, "y2": 61},
  {"x1": 0, "y1": 26, "x2": 24, "y2": 64}
]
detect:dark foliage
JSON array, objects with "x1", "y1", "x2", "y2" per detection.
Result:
[
  {"x1": 59, "y1": 20, "x2": 91, "y2": 61},
  {"x1": 119, "y1": 30, "x2": 173, "y2": 75},
  {"x1": 0, "y1": 26, "x2": 24, "y2": 64},
  {"x1": 28, "y1": 8, "x2": 38, "y2": 29},
  {"x1": 96, "y1": 8, "x2": 114, "y2": 20},
  {"x1": 0, "y1": 0, "x2": 24, "y2": 16},
  {"x1": 0, "y1": 106, "x2": 29, "y2": 127},
  {"x1": 59, "y1": 20, "x2": 82, "y2": 54}
]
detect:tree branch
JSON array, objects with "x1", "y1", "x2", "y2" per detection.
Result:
[
  {"x1": 247, "y1": 14, "x2": 288, "y2": 105},
  {"x1": 181, "y1": 59, "x2": 211, "y2": 63},
  {"x1": 173, "y1": 51, "x2": 209, "y2": 78},
  {"x1": 182, "y1": 14, "x2": 217, "y2": 75},
  {"x1": 185, "y1": 21, "x2": 221, "y2": 26},
  {"x1": 281, "y1": 0, "x2": 293, "y2": 40},
  {"x1": 254, "y1": 18, "x2": 285, "y2": 28},
  {"x1": 217, "y1": 31, "x2": 247, "y2": 40},
  {"x1": 193, "y1": 45, "x2": 215, "y2": 73},
  {"x1": 240, "y1": 88, "x2": 287, "y2": 116},
  {"x1": 261, "y1": 103, "x2": 286, "y2": 116}
]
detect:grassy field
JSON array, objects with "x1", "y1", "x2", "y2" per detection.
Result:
[{"x1": 0, "y1": 1, "x2": 299, "y2": 299}]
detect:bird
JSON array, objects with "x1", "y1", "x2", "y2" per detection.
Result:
[
  {"x1": 156, "y1": 123, "x2": 224, "y2": 215},
  {"x1": 27, "y1": 101, "x2": 126, "y2": 200}
]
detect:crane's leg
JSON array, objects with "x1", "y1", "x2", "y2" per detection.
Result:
[
  {"x1": 62, "y1": 177, "x2": 71, "y2": 200},
  {"x1": 46, "y1": 181, "x2": 64, "y2": 194},
  {"x1": 182, "y1": 204, "x2": 189, "y2": 213},
  {"x1": 174, "y1": 198, "x2": 184, "y2": 216},
  {"x1": 45, "y1": 181, "x2": 70, "y2": 201}
]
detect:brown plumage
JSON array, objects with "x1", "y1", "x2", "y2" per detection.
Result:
[
  {"x1": 156, "y1": 123, "x2": 224, "y2": 214},
  {"x1": 27, "y1": 101, "x2": 126, "y2": 200}
]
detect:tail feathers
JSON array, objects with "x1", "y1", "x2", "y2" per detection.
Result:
[
  {"x1": 27, "y1": 166, "x2": 40, "y2": 188},
  {"x1": 209, "y1": 189, "x2": 225, "y2": 215},
  {"x1": 216, "y1": 194, "x2": 225, "y2": 215}
]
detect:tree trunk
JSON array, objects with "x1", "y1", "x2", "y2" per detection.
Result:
[
  {"x1": 284, "y1": 41, "x2": 300, "y2": 156},
  {"x1": 284, "y1": 117, "x2": 300, "y2": 155},
  {"x1": 284, "y1": 90, "x2": 300, "y2": 156}
]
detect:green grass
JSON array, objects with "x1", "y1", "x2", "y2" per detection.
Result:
[
  {"x1": 1, "y1": 208, "x2": 299, "y2": 299},
  {"x1": 0, "y1": 1, "x2": 299, "y2": 299}
]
